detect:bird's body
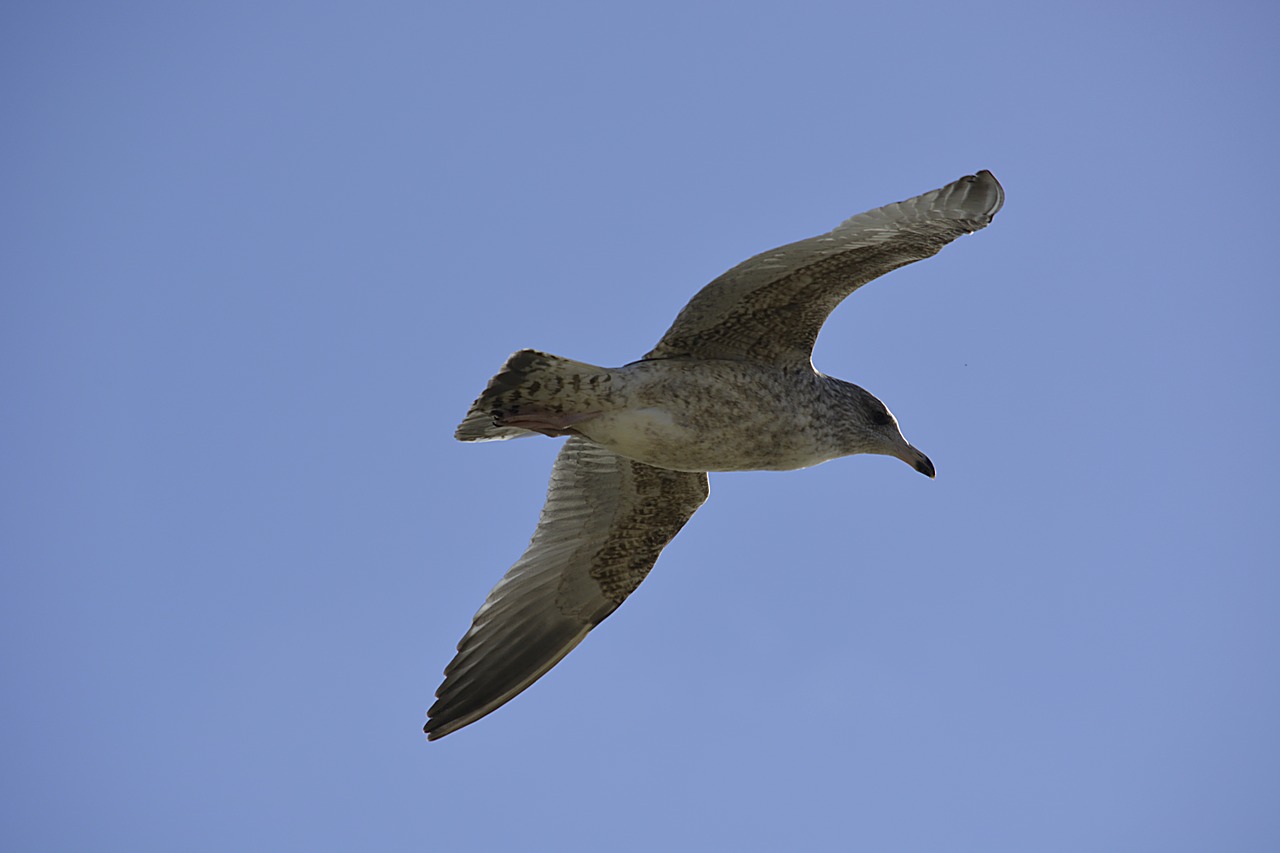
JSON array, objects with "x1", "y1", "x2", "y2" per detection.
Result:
[
  {"x1": 427, "y1": 170, "x2": 1004, "y2": 740},
  {"x1": 462, "y1": 354, "x2": 896, "y2": 473},
  {"x1": 585, "y1": 358, "x2": 850, "y2": 472}
]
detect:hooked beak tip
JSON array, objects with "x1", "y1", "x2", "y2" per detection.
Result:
[{"x1": 913, "y1": 452, "x2": 936, "y2": 479}]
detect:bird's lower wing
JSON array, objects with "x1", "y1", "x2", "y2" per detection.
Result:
[{"x1": 425, "y1": 437, "x2": 709, "y2": 740}]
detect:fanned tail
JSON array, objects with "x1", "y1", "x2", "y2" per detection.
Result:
[{"x1": 454, "y1": 349, "x2": 611, "y2": 441}]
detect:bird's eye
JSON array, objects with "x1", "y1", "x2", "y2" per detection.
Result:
[{"x1": 870, "y1": 411, "x2": 893, "y2": 427}]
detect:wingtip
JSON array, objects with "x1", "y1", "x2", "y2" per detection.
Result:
[
  {"x1": 423, "y1": 695, "x2": 477, "y2": 742},
  {"x1": 969, "y1": 169, "x2": 1005, "y2": 220},
  {"x1": 424, "y1": 705, "x2": 473, "y2": 741}
]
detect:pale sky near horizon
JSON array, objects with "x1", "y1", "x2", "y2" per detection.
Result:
[{"x1": 3, "y1": 2, "x2": 1278, "y2": 851}]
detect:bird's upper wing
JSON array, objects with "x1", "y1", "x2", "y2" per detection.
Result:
[
  {"x1": 644, "y1": 170, "x2": 1004, "y2": 368},
  {"x1": 425, "y1": 437, "x2": 709, "y2": 740}
]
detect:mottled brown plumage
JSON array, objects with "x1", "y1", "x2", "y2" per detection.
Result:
[
  {"x1": 645, "y1": 170, "x2": 1004, "y2": 367},
  {"x1": 426, "y1": 170, "x2": 1003, "y2": 740}
]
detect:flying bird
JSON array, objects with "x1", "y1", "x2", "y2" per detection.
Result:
[{"x1": 426, "y1": 170, "x2": 1004, "y2": 740}]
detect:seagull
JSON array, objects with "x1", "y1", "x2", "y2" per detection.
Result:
[{"x1": 426, "y1": 170, "x2": 1004, "y2": 740}]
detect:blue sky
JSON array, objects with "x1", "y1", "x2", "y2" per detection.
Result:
[{"x1": 3, "y1": 2, "x2": 1277, "y2": 850}]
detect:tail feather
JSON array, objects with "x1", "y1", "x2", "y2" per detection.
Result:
[{"x1": 454, "y1": 349, "x2": 610, "y2": 442}]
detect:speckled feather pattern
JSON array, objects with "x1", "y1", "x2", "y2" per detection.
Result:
[
  {"x1": 645, "y1": 171, "x2": 1004, "y2": 366},
  {"x1": 425, "y1": 438, "x2": 705, "y2": 740},
  {"x1": 588, "y1": 453, "x2": 708, "y2": 603},
  {"x1": 427, "y1": 170, "x2": 1004, "y2": 740}
]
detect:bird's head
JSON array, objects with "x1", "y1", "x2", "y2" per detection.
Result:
[{"x1": 836, "y1": 381, "x2": 935, "y2": 478}]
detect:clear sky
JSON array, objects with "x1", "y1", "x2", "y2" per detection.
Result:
[{"x1": 3, "y1": 2, "x2": 1277, "y2": 851}]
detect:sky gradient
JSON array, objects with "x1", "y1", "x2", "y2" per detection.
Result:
[{"x1": 3, "y1": 2, "x2": 1278, "y2": 851}]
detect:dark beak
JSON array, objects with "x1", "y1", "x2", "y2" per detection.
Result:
[{"x1": 914, "y1": 453, "x2": 936, "y2": 479}]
